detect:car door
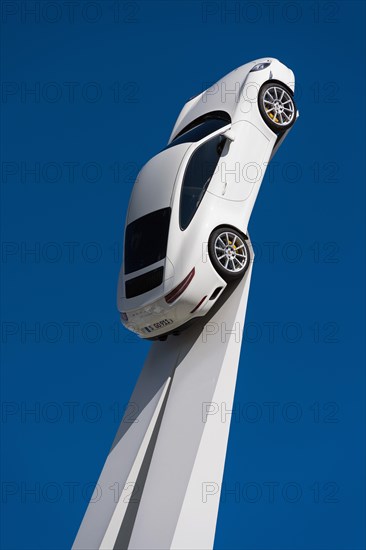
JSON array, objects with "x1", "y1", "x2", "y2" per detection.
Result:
[{"x1": 207, "y1": 120, "x2": 273, "y2": 202}]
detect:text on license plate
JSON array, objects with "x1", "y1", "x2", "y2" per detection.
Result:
[{"x1": 143, "y1": 318, "x2": 173, "y2": 333}]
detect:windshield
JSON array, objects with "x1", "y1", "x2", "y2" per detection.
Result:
[
  {"x1": 124, "y1": 207, "x2": 171, "y2": 274},
  {"x1": 165, "y1": 115, "x2": 230, "y2": 150}
]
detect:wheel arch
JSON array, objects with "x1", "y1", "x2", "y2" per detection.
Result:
[
  {"x1": 209, "y1": 224, "x2": 249, "y2": 242},
  {"x1": 259, "y1": 78, "x2": 295, "y2": 97}
]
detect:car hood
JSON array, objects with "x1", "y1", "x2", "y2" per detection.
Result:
[{"x1": 126, "y1": 143, "x2": 192, "y2": 224}]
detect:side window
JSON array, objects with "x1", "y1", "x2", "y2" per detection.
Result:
[{"x1": 179, "y1": 134, "x2": 225, "y2": 230}]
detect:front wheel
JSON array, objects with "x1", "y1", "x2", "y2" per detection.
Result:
[
  {"x1": 208, "y1": 227, "x2": 250, "y2": 283},
  {"x1": 258, "y1": 82, "x2": 296, "y2": 133}
]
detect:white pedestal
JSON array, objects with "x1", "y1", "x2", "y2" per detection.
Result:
[{"x1": 73, "y1": 244, "x2": 254, "y2": 550}]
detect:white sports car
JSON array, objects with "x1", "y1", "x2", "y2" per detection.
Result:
[{"x1": 117, "y1": 58, "x2": 298, "y2": 339}]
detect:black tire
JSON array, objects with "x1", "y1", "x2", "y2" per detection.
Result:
[
  {"x1": 208, "y1": 227, "x2": 250, "y2": 283},
  {"x1": 258, "y1": 82, "x2": 297, "y2": 133}
]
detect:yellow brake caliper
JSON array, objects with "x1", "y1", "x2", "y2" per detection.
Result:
[
  {"x1": 268, "y1": 111, "x2": 279, "y2": 123},
  {"x1": 228, "y1": 240, "x2": 237, "y2": 251}
]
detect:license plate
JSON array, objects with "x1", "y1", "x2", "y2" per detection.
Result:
[{"x1": 143, "y1": 318, "x2": 173, "y2": 333}]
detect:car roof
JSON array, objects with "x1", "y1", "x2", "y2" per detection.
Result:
[{"x1": 126, "y1": 142, "x2": 192, "y2": 225}]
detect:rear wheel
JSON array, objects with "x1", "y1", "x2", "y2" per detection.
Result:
[
  {"x1": 208, "y1": 227, "x2": 250, "y2": 282},
  {"x1": 259, "y1": 82, "x2": 296, "y2": 133}
]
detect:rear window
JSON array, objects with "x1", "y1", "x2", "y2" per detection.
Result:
[{"x1": 124, "y1": 208, "x2": 171, "y2": 274}]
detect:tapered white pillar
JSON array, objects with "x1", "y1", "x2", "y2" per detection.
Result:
[{"x1": 73, "y1": 242, "x2": 254, "y2": 550}]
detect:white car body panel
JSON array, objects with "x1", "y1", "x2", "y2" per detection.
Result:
[
  {"x1": 117, "y1": 58, "x2": 297, "y2": 338},
  {"x1": 207, "y1": 121, "x2": 272, "y2": 202}
]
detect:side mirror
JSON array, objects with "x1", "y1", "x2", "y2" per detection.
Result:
[{"x1": 221, "y1": 129, "x2": 235, "y2": 142}]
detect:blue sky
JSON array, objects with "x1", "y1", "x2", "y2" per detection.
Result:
[{"x1": 1, "y1": 1, "x2": 365, "y2": 548}]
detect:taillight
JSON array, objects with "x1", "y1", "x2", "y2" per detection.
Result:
[
  {"x1": 190, "y1": 295, "x2": 207, "y2": 314},
  {"x1": 165, "y1": 267, "x2": 195, "y2": 304}
]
